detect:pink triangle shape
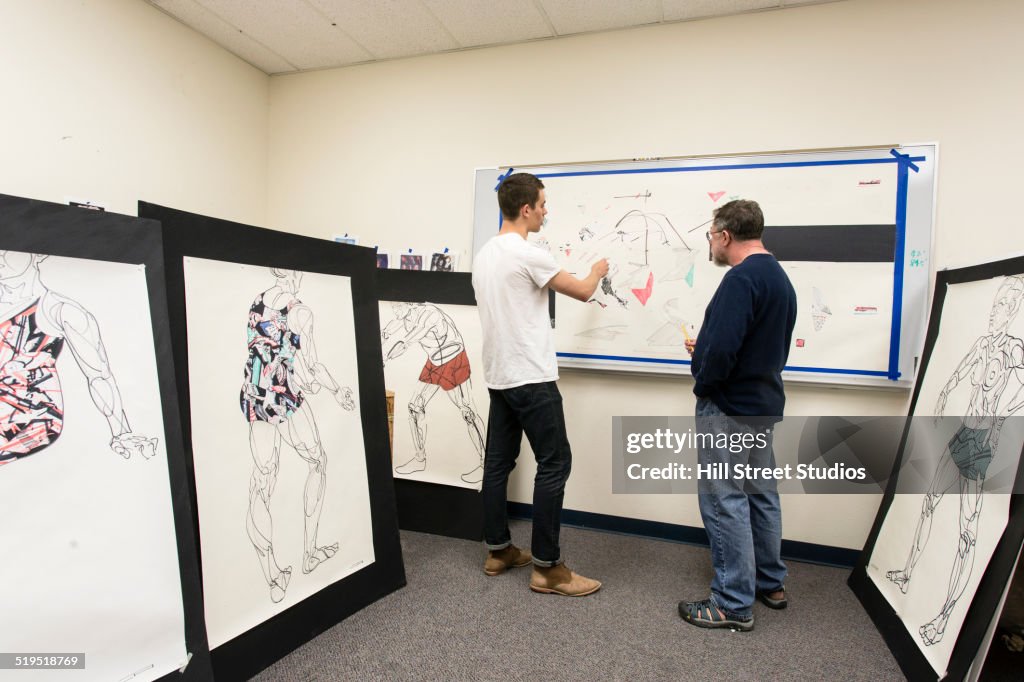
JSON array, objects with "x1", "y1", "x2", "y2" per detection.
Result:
[
  {"x1": 708, "y1": 191, "x2": 726, "y2": 202},
  {"x1": 631, "y1": 272, "x2": 654, "y2": 306}
]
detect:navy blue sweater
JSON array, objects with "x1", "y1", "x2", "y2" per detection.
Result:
[{"x1": 691, "y1": 254, "x2": 797, "y2": 418}]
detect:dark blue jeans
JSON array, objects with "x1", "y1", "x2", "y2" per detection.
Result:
[
  {"x1": 482, "y1": 381, "x2": 571, "y2": 567},
  {"x1": 696, "y1": 397, "x2": 786, "y2": 618}
]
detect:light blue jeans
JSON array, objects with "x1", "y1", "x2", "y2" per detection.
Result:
[{"x1": 696, "y1": 397, "x2": 786, "y2": 619}]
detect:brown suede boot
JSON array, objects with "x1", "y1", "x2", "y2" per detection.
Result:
[
  {"x1": 529, "y1": 563, "x2": 602, "y2": 597},
  {"x1": 484, "y1": 545, "x2": 533, "y2": 576}
]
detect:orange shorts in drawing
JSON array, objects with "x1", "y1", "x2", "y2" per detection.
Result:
[{"x1": 419, "y1": 350, "x2": 471, "y2": 391}]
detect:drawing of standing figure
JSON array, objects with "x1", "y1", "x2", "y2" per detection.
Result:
[
  {"x1": 240, "y1": 268, "x2": 356, "y2": 603},
  {"x1": 886, "y1": 276, "x2": 1024, "y2": 645},
  {"x1": 0, "y1": 251, "x2": 157, "y2": 465},
  {"x1": 382, "y1": 302, "x2": 486, "y2": 484}
]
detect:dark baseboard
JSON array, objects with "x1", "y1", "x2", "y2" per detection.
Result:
[{"x1": 506, "y1": 502, "x2": 859, "y2": 569}]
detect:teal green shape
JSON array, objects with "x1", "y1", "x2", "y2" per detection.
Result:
[{"x1": 685, "y1": 265, "x2": 695, "y2": 288}]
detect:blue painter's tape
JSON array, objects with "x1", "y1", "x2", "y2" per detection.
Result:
[
  {"x1": 889, "y1": 148, "x2": 920, "y2": 173},
  {"x1": 494, "y1": 167, "x2": 514, "y2": 191},
  {"x1": 783, "y1": 365, "x2": 893, "y2": 377},
  {"x1": 886, "y1": 153, "x2": 914, "y2": 381},
  {"x1": 557, "y1": 352, "x2": 894, "y2": 378},
  {"x1": 557, "y1": 352, "x2": 690, "y2": 365},
  {"x1": 536, "y1": 156, "x2": 926, "y2": 179}
]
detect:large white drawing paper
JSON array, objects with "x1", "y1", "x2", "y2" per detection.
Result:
[
  {"x1": 0, "y1": 252, "x2": 186, "y2": 682},
  {"x1": 867, "y1": 275, "x2": 1024, "y2": 676},
  {"x1": 184, "y1": 257, "x2": 374, "y2": 649},
  {"x1": 381, "y1": 301, "x2": 487, "y2": 490},
  {"x1": 535, "y1": 162, "x2": 898, "y2": 374}
]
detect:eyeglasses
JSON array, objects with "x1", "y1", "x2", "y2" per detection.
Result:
[{"x1": 705, "y1": 229, "x2": 726, "y2": 242}]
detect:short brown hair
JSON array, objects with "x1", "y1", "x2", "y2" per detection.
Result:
[
  {"x1": 498, "y1": 173, "x2": 545, "y2": 220},
  {"x1": 713, "y1": 200, "x2": 763, "y2": 241}
]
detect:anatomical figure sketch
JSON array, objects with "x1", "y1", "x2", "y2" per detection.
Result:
[
  {"x1": 240, "y1": 268, "x2": 356, "y2": 603},
  {"x1": 886, "y1": 276, "x2": 1024, "y2": 645},
  {"x1": 382, "y1": 302, "x2": 485, "y2": 485},
  {"x1": 0, "y1": 251, "x2": 157, "y2": 465}
]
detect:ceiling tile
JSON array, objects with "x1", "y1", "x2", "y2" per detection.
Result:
[
  {"x1": 150, "y1": 0, "x2": 296, "y2": 73},
  {"x1": 663, "y1": 0, "x2": 779, "y2": 23},
  {"x1": 191, "y1": 0, "x2": 372, "y2": 70},
  {"x1": 538, "y1": 0, "x2": 663, "y2": 36},
  {"x1": 306, "y1": 0, "x2": 460, "y2": 60},
  {"x1": 422, "y1": 0, "x2": 553, "y2": 47}
]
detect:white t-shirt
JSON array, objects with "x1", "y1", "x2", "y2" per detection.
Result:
[{"x1": 472, "y1": 233, "x2": 561, "y2": 389}]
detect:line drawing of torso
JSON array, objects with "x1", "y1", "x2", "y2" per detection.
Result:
[{"x1": 0, "y1": 251, "x2": 157, "y2": 466}]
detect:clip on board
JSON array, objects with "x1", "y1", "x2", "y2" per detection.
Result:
[{"x1": 472, "y1": 145, "x2": 937, "y2": 389}]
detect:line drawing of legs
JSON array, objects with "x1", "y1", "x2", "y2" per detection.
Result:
[
  {"x1": 886, "y1": 449, "x2": 960, "y2": 594},
  {"x1": 246, "y1": 423, "x2": 291, "y2": 603},
  {"x1": 920, "y1": 474, "x2": 983, "y2": 645},
  {"x1": 245, "y1": 402, "x2": 336, "y2": 603},
  {"x1": 280, "y1": 402, "x2": 337, "y2": 576},
  {"x1": 395, "y1": 382, "x2": 440, "y2": 475},
  {"x1": 445, "y1": 380, "x2": 486, "y2": 484}
]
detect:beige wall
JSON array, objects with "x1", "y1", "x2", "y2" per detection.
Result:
[
  {"x1": 0, "y1": 0, "x2": 269, "y2": 224},
  {"x1": 266, "y1": 0, "x2": 1024, "y2": 549},
  {"x1": 6, "y1": 0, "x2": 1022, "y2": 550}
]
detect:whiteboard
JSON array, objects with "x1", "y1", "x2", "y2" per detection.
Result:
[{"x1": 472, "y1": 146, "x2": 936, "y2": 389}]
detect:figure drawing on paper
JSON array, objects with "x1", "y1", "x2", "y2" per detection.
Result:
[
  {"x1": 382, "y1": 302, "x2": 485, "y2": 484},
  {"x1": 886, "y1": 276, "x2": 1024, "y2": 645},
  {"x1": 239, "y1": 268, "x2": 356, "y2": 603},
  {"x1": 0, "y1": 251, "x2": 158, "y2": 466}
]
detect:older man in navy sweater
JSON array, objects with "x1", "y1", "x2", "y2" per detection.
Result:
[{"x1": 679, "y1": 199, "x2": 797, "y2": 632}]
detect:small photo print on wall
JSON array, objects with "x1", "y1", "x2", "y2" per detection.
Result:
[
  {"x1": 400, "y1": 253, "x2": 423, "y2": 271},
  {"x1": 376, "y1": 252, "x2": 389, "y2": 269},
  {"x1": 429, "y1": 251, "x2": 458, "y2": 272}
]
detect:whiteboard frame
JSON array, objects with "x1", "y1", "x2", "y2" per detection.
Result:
[{"x1": 472, "y1": 144, "x2": 937, "y2": 389}]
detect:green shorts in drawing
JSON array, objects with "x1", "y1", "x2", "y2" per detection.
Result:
[{"x1": 947, "y1": 425, "x2": 992, "y2": 481}]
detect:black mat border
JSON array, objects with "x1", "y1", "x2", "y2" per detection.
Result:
[
  {"x1": 139, "y1": 202, "x2": 405, "y2": 681},
  {"x1": 0, "y1": 194, "x2": 213, "y2": 681},
  {"x1": 848, "y1": 256, "x2": 1024, "y2": 681},
  {"x1": 377, "y1": 269, "x2": 483, "y2": 541}
]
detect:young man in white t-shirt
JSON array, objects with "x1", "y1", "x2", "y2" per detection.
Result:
[{"x1": 472, "y1": 172, "x2": 608, "y2": 597}]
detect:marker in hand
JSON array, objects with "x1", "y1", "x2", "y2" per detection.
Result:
[{"x1": 682, "y1": 324, "x2": 696, "y2": 356}]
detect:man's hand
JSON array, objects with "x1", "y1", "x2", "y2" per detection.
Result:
[
  {"x1": 684, "y1": 338, "x2": 696, "y2": 356},
  {"x1": 110, "y1": 433, "x2": 159, "y2": 460},
  {"x1": 591, "y1": 259, "x2": 610, "y2": 280}
]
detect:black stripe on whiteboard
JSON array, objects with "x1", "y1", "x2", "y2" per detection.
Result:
[{"x1": 763, "y1": 224, "x2": 896, "y2": 262}]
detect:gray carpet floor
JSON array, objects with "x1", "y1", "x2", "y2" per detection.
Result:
[{"x1": 254, "y1": 520, "x2": 904, "y2": 681}]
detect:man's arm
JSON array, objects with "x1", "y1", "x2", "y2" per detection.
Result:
[{"x1": 548, "y1": 259, "x2": 609, "y2": 302}]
